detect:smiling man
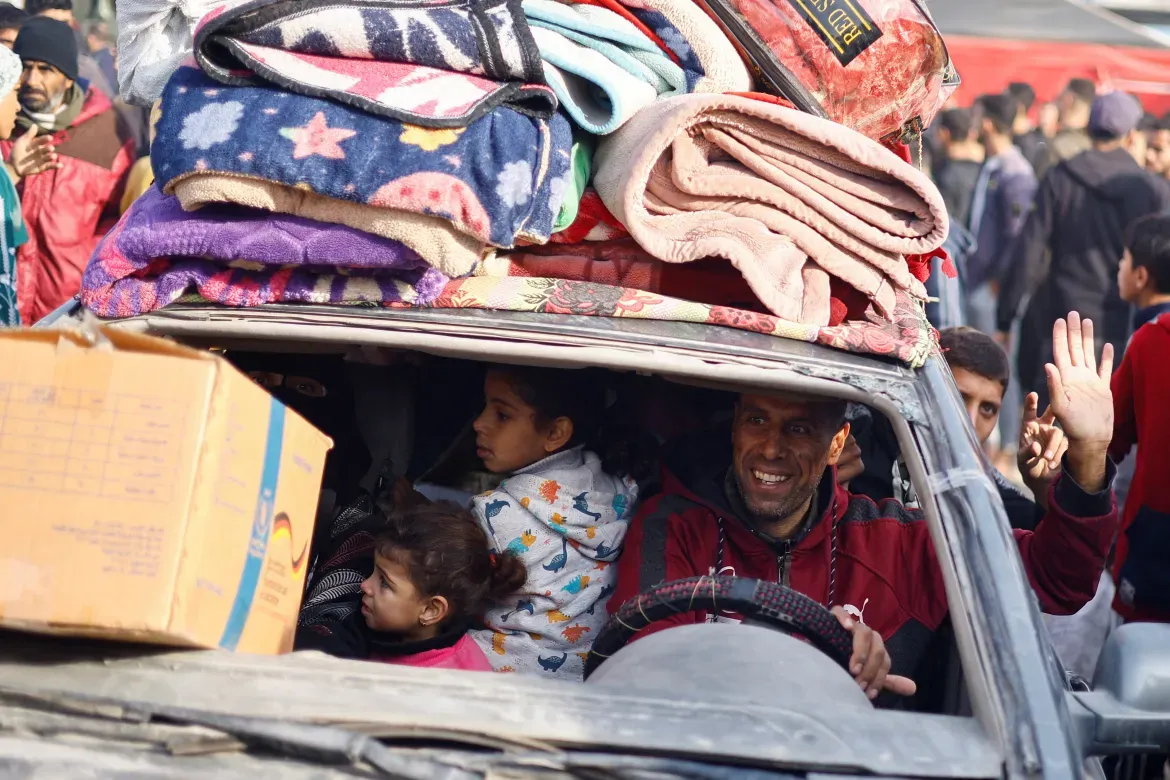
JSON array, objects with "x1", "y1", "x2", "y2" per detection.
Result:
[{"x1": 613, "y1": 314, "x2": 1120, "y2": 700}]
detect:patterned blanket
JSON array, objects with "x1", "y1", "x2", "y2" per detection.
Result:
[
  {"x1": 409, "y1": 276, "x2": 936, "y2": 366},
  {"x1": 82, "y1": 187, "x2": 447, "y2": 317},
  {"x1": 194, "y1": 0, "x2": 555, "y2": 127},
  {"x1": 154, "y1": 64, "x2": 574, "y2": 250}
]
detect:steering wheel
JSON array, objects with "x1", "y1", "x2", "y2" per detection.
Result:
[{"x1": 584, "y1": 576, "x2": 855, "y2": 679}]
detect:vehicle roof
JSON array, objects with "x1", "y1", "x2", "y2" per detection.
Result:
[{"x1": 101, "y1": 303, "x2": 930, "y2": 424}]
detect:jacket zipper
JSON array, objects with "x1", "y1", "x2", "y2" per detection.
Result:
[{"x1": 777, "y1": 541, "x2": 791, "y2": 587}]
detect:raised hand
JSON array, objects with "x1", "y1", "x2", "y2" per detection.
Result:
[
  {"x1": 9, "y1": 126, "x2": 60, "y2": 179},
  {"x1": 1044, "y1": 312, "x2": 1114, "y2": 492},
  {"x1": 1017, "y1": 392, "x2": 1067, "y2": 508}
]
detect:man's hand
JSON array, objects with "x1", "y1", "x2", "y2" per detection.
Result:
[
  {"x1": 835, "y1": 434, "x2": 863, "y2": 487},
  {"x1": 9, "y1": 126, "x2": 60, "y2": 179},
  {"x1": 1045, "y1": 312, "x2": 1114, "y2": 493},
  {"x1": 831, "y1": 606, "x2": 917, "y2": 700},
  {"x1": 1018, "y1": 392, "x2": 1067, "y2": 509}
]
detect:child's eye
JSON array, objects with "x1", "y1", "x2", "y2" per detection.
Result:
[
  {"x1": 497, "y1": 411, "x2": 510, "y2": 422},
  {"x1": 380, "y1": 575, "x2": 391, "y2": 590}
]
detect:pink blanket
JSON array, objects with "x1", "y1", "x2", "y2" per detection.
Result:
[{"x1": 592, "y1": 93, "x2": 948, "y2": 325}]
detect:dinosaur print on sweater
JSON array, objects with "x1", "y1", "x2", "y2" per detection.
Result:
[{"x1": 472, "y1": 446, "x2": 636, "y2": 679}]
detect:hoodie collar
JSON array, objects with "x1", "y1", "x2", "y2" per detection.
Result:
[
  {"x1": 1133, "y1": 300, "x2": 1170, "y2": 331},
  {"x1": 514, "y1": 445, "x2": 586, "y2": 476}
]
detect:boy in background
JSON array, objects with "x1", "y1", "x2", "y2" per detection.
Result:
[{"x1": 1110, "y1": 213, "x2": 1170, "y2": 625}]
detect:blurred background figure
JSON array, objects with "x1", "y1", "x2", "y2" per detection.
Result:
[
  {"x1": 1045, "y1": 77, "x2": 1097, "y2": 175},
  {"x1": 933, "y1": 106, "x2": 984, "y2": 229},
  {"x1": 1007, "y1": 82, "x2": 1050, "y2": 174},
  {"x1": 0, "y1": 3, "x2": 26, "y2": 49}
]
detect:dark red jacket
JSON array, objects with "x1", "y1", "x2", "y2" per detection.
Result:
[
  {"x1": 1109, "y1": 314, "x2": 1170, "y2": 623},
  {"x1": 1, "y1": 87, "x2": 135, "y2": 323},
  {"x1": 613, "y1": 432, "x2": 1118, "y2": 680}
]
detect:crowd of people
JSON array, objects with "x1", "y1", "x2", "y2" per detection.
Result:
[
  {"x1": 0, "y1": 0, "x2": 143, "y2": 327},
  {"x1": 926, "y1": 79, "x2": 1170, "y2": 682}
]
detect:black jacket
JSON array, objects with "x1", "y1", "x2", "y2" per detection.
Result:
[{"x1": 998, "y1": 148, "x2": 1169, "y2": 396}]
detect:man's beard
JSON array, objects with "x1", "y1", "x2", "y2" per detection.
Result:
[
  {"x1": 734, "y1": 458, "x2": 829, "y2": 523},
  {"x1": 20, "y1": 88, "x2": 65, "y2": 114}
]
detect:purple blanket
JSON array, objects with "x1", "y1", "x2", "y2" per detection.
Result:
[{"x1": 81, "y1": 186, "x2": 449, "y2": 317}]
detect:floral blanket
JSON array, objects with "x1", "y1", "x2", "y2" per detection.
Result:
[
  {"x1": 153, "y1": 64, "x2": 573, "y2": 250},
  {"x1": 408, "y1": 276, "x2": 936, "y2": 366},
  {"x1": 194, "y1": 0, "x2": 555, "y2": 127}
]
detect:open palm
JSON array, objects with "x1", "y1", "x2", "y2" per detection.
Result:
[{"x1": 1045, "y1": 312, "x2": 1114, "y2": 447}]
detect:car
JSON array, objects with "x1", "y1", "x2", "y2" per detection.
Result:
[{"x1": 3, "y1": 298, "x2": 1168, "y2": 779}]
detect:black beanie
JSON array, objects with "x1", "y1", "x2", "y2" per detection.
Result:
[{"x1": 13, "y1": 17, "x2": 78, "y2": 83}]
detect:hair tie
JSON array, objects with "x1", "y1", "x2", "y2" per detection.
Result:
[{"x1": 490, "y1": 553, "x2": 498, "y2": 567}]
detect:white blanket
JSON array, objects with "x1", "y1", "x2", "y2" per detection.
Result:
[{"x1": 472, "y1": 446, "x2": 637, "y2": 680}]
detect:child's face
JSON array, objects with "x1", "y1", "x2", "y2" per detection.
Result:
[
  {"x1": 472, "y1": 371, "x2": 570, "y2": 473},
  {"x1": 952, "y1": 367, "x2": 1005, "y2": 447},
  {"x1": 359, "y1": 552, "x2": 442, "y2": 638},
  {"x1": 1118, "y1": 249, "x2": 1144, "y2": 304}
]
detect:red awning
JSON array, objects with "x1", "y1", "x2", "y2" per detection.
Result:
[{"x1": 944, "y1": 35, "x2": 1170, "y2": 115}]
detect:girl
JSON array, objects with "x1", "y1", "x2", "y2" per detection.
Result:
[
  {"x1": 296, "y1": 504, "x2": 526, "y2": 671},
  {"x1": 471, "y1": 366, "x2": 642, "y2": 679}
]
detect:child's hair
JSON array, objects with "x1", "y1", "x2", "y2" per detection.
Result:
[
  {"x1": 374, "y1": 504, "x2": 526, "y2": 623},
  {"x1": 1125, "y1": 214, "x2": 1170, "y2": 294},
  {"x1": 493, "y1": 366, "x2": 657, "y2": 482},
  {"x1": 938, "y1": 327, "x2": 1011, "y2": 390}
]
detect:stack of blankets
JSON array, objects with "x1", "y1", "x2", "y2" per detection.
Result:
[{"x1": 86, "y1": 0, "x2": 952, "y2": 362}]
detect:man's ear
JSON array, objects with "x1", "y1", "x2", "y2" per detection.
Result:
[
  {"x1": 419, "y1": 595, "x2": 449, "y2": 628},
  {"x1": 1135, "y1": 264, "x2": 1151, "y2": 291},
  {"x1": 544, "y1": 416, "x2": 574, "y2": 453},
  {"x1": 825, "y1": 421, "x2": 852, "y2": 466}
]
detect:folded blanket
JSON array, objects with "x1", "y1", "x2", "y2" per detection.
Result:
[
  {"x1": 171, "y1": 174, "x2": 483, "y2": 277},
  {"x1": 82, "y1": 188, "x2": 447, "y2": 318},
  {"x1": 410, "y1": 277, "x2": 936, "y2": 367},
  {"x1": 484, "y1": 239, "x2": 760, "y2": 309},
  {"x1": 195, "y1": 0, "x2": 555, "y2": 127},
  {"x1": 154, "y1": 64, "x2": 573, "y2": 251},
  {"x1": 593, "y1": 93, "x2": 946, "y2": 325},
  {"x1": 622, "y1": 0, "x2": 750, "y2": 94},
  {"x1": 523, "y1": 0, "x2": 684, "y2": 134}
]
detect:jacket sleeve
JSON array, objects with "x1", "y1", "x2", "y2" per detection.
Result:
[
  {"x1": 611, "y1": 496, "x2": 711, "y2": 639},
  {"x1": 293, "y1": 612, "x2": 370, "y2": 659},
  {"x1": 1012, "y1": 458, "x2": 1118, "y2": 615},
  {"x1": 1110, "y1": 329, "x2": 1141, "y2": 462},
  {"x1": 997, "y1": 172, "x2": 1056, "y2": 332}
]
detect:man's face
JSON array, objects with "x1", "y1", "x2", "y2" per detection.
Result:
[
  {"x1": 0, "y1": 27, "x2": 19, "y2": 49},
  {"x1": 951, "y1": 368, "x2": 1005, "y2": 446},
  {"x1": 1147, "y1": 129, "x2": 1170, "y2": 176},
  {"x1": 19, "y1": 59, "x2": 70, "y2": 113},
  {"x1": 732, "y1": 394, "x2": 849, "y2": 522}
]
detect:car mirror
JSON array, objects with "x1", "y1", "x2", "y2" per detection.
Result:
[{"x1": 1068, "y1": 623, "x2": 1170, "y2": 756}]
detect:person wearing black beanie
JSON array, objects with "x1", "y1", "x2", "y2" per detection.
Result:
[{"x1": 0, "y1": 12, "x2": 135, "y2": 323}]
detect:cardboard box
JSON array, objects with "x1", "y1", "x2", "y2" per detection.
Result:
[{"x1": 0, "y1": 326, "x2": 332, "y2": 654}]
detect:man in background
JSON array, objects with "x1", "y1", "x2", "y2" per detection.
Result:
[
  {"x1": 1007, "y1": 82, "x2": 1049, "y2": 174},
  {"x1": 0, "y1": 3, "x2": 26, "y2": 49},
  {"x1": 967, "y1": 94, "x2": 1038, "y2": 335},
  {"x1": 3, "y1": 16, "x2": 134, "y2": 322},
  {"x1": 933, "y1": 107, "x2": 983, "y2": 229},
  {"x1": 998, "y1": 91, "x2": 1169, "y2": 408},
  {"x1": 1046, "y1": 78, "x2": 1097, "y2": 173}
]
